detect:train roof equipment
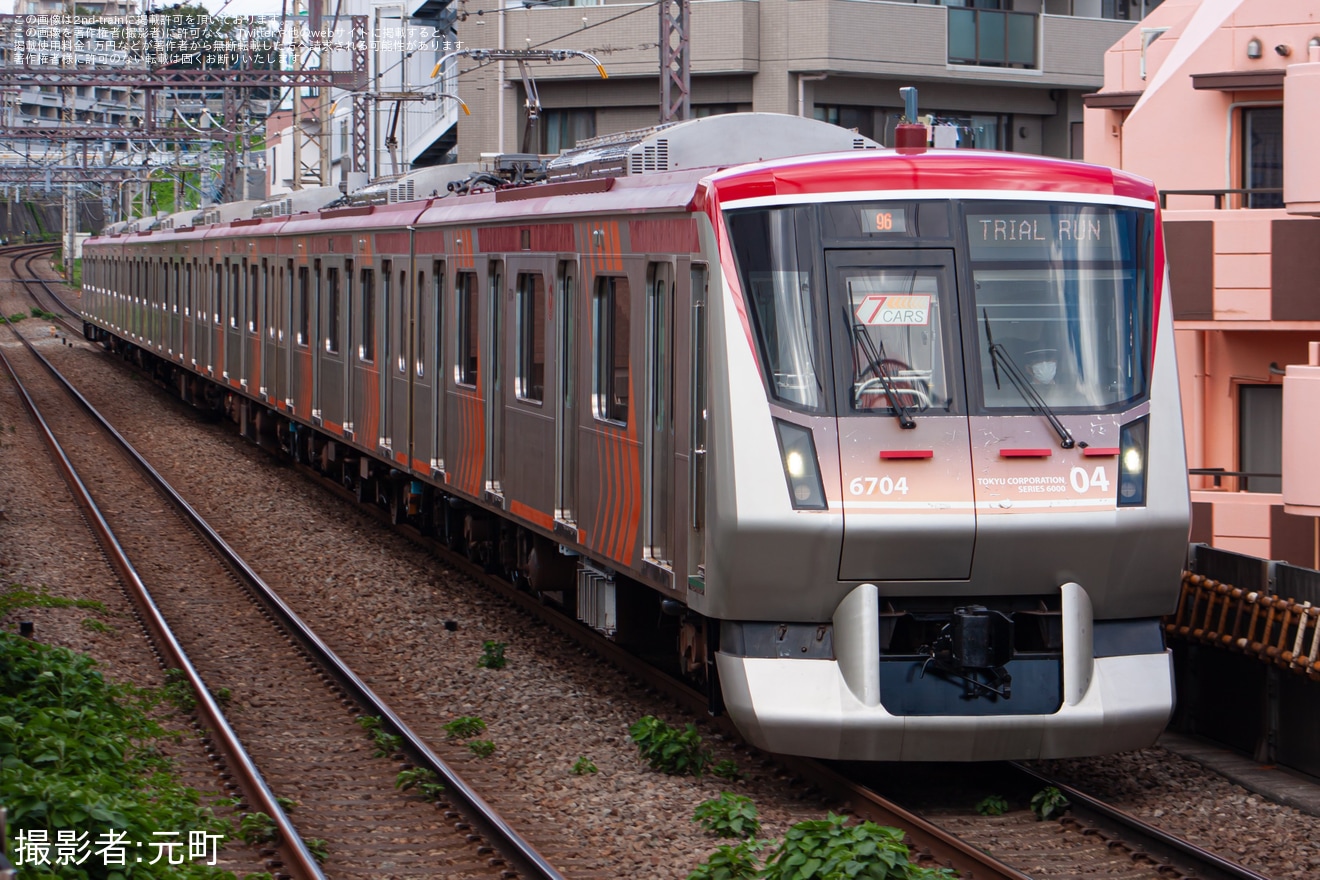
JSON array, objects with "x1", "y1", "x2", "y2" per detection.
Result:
[{"x1": 544, "y1": 112, "x2": 881, "y2": 182}]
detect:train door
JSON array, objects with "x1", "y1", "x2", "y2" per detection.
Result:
[
  {"x1": 428, "y1": 261, "x2": 445, "y2": 476},
  {"x1": 273, "y1": 260, "x2": 290, "y2": 407},
  {"x1": 309, "y1": 260, "x2": 321, "y2": 419},
  {"x1": 377, "y1": 259, "x2": 394, "y2": 452},
  {"x1": 645, "y1": 262, "x2": 675, "y2": 570},
  {"x1": 687, "y1": 264, "x2": 708, "y2": 584},
  {"x1": 317, "y1": 261, "x2": 345, "y2": 431},
  {"x1": 505, "y1": 258, "x2": 553, "y2": 517},
  {"x1": 485, "y1": 259, "x2": 505, "y2": 496},
  {"x1": 555, "y1": 260, "x2": 577, "y2": 526},
  {"x1": 264, "y1": 261, "x2": 275, "y2": 400},
  {"x1": 352, "y1": 264, "x2": 378, "y2": 446},
  {"x1": 171, "y1": 261, "x2": 182, "y2": 361},
  {"x1": 293, "y1": 260, "x2": 311, "y2": 416},
  {"x1": 246, "y1": 261, "x2": 261, "y2": 395},
  {"x1": 446, "y1": 268, "x2": 482, "y2": 497},
  {"x1": 343, "y1": 259, "x2": 354, "y2": 435},
  {"x1": 185, "y1": 261, "x2": 195, "y2": 369},
  {"x1": 226, "y1": 261, "x2": 243, "y2": 383},
  {"x1": 387, "y1": 259, "x2": 412, "y2": 459},
  {"x1": 408, "y1": 261, "x2": 433, "y2": 474},
  {"x1": 825, "y1": 249, "x2": 974, "y2": 580}
]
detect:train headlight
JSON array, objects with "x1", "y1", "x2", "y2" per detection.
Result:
[
  {"x1": 775, "y1": 419, "x2": 827, "y2": 510},
  {"x1": 1118, "y1": 417, "x2": 1149, "y2": 507}
]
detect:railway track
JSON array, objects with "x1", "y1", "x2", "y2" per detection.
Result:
[
  {"x1": 2, "y1": 247, "x2": 561, "y2": 880},
  {"x1": 16, "y1": 247, "x2": 1296, "y2": 880}
]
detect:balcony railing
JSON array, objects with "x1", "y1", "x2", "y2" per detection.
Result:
[
  {"x1": 1189, "y1": 467, "x2": 1282, "y2": 493},
  {"x1": 1160, "y1": 188, "x2": 1285, "y2": 210},
  {"x1": 948, "y1": 8, "x2": 1037, "y2": 69}
]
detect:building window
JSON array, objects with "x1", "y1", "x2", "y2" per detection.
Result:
[
  {"x1": 457, "y1": 272, "x2": 479, "y2": 386},
  {"x1": 1243, "y1": 106, "x2": 1283, "y2": 209},
  {"x1": 593, "y1": 276, "x2": 630, "y2": 424},
  {"x1": 813, "y1": 105, "x2": 875, "y2": 140},
  {"x1": 542, "y1": 109, "x2": 595, "y2": 154},
  {"x1": 1239, "y1": 385, "x2": 1282, "y2": 493},
  {"x1": 884, "y1": 111, "x2": 1008, "y2": 150},
  {"x1": 694, "y1": 104, "x2": 740, "y2": 119},
  {"x1": 947, "y1": 6, "x2": 1037, "y2": 69},
  {"x1": 516, "y1": 273, "x2": 546, "y2": 402}
]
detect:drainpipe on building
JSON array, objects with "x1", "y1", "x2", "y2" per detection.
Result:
[{"x1": 798, "y1": 73, "x2": 827, "y2": 118}]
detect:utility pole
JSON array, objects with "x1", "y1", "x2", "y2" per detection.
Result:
[{"x1": 659, "y1": 0, "x2": 691, "y2": 123}]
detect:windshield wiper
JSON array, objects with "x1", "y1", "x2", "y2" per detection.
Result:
[
  {"x1": 983, "y1": 322, "x2": 1075, "y2": 449},
  {"x1": 851, "y1": 320, "x2": 916, "y2": 429}
]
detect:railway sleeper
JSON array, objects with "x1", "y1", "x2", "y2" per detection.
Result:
[{"x1": 102, "y1": 336, "x2": 718, "y2": 698}]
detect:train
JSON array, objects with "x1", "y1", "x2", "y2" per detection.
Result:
[{"x1": 80, "y1": 112, "x2": 1190, "y2": 761}]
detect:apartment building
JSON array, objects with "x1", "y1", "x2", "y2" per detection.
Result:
[
  {"x1": 1084, "y1": 0, "x2": 1320, "y2": 567},
  {"x1": 448, "y1": 0, "x2": 1163, "y2": 161}
]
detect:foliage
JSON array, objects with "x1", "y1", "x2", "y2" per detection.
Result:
[
  {"x1": 710, "y1": 759, "x2": 746, "y2": 782},
  {"x1": 468, "y1": 739, "x2": 496, "y2": 758},
  {"x1": 975, "y1": 795, "x2": 1009, "y2": 816},
  {"x1": 0, "y1": 631, "x2": 232, "y2": 878},
  {"x1": 760, "y1": 812, "x2": 954, "y2": 880},
  {"x1": 687, "y1": 839, "x2": 767, "y2": 880},
  {"x1": 1, "y1": 585, "x2": 106, "y2": 619},
  {"x1": 162, "y1": 667, "x2": 197, "y2": 712},
  {"x1": 694, "y1": 792, "x2": 761, "y2": 840},
  {"x1": 237, "y1": 811, "x2": 277, "y2": 845},
  {"x1": 476, "y1": 640, "x2": 507, "y2": 669},
  {"x1": 570, "y1": 756, "x2": 598, "y2": 776},
  {"x1": 303, "y1": 837, "x2": 329, "y2": 864},
  {"x1": 628, "y1": 715, "x2": 710, "y2": 777},
  {"x1": 357, "y1": 714, "x2": 403, "y2": 758},
  {"x1": 81, "y1": 617, "x2": 116, "y2": 634},
  {"x1": 1030, "y1": 787, "x2": 1069, "y2": 821},
  {"x1": 443, "y1": 716, "x2": 487, "y2": 740},
  {"x1": 396, "y1": 767, "x2": 446, "y2": 800}
]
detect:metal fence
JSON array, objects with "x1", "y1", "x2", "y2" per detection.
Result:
[{"x1": 1170, "y1": 544, "x2": 1320, "y2": 777}]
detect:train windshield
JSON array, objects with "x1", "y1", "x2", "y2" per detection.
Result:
[
  {"x1": 726, "y1": 199, "x2": 1155, "y2": 416},
  {"x1": 834, "y1": 259, "x2": 955, "y2": 418},
  {"x1": 966, "y1": 202, "x2": 1154, "y2": 411},
  {"x1": 726, "y1": 206, "x2": 828, "y2": 411}
]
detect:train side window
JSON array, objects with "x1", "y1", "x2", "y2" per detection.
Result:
[
  {"x1": 360, "y1": 267, "x2": 375, "y2": 362},
  {"x1": 185, "y1": 263, "x2": 193, "y2": 318},
  {"x1": 456, "y1": 271, "x2": 478, "y2": 386},
  {"x1": 230, "y1": 264, "x2": 241, "y2": 328},
  {"x1": 297, "y1": 266, "x2": 310, "y2": 346},
  {"x1": 416, "y1": 270, "x2": 426, "y2": 377},
  {"x1": 174, "y1": 263, "x2": 180, "y2": 313},
  {"x1": 593, "y1": 275, "x2": 630, "y2": 424},
  {"x1": 433, "y1": 262, "x2": 445, "y2": 378},
  {"x1": 398, "y1": 267, "x2": 408, "y2": 374},
  {"x1": 515, "y1": 272, "x2": 546, "y2": 403},
  {"x1": 213, "y1": 262, "x2": 222, "y2": 324},
  {"x1": 326, "y1": 266, "x2": 340, "y2": 353},
  {"x1": 248, "y1": 264, "x2": 259, "y2": 333}
]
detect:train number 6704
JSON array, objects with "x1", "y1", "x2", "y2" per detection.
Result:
[{"x1": 849, "y1": 476, "x2": 910, "y2": 496}]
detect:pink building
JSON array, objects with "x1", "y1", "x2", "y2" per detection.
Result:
[{"x1": 1084, "y1": 0, "x2": 1320, "y2": 568}]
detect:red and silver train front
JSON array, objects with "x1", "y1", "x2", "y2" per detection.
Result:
[{"x1": 695, "y1": 153, "x2": 1190, "y2": 761}]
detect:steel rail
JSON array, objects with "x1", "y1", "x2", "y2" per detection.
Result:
[
  {"x1": 1011, "y1": 763, "x2": 1274, "y2": 880},
  {"x1": 0, "y1": 273, "x2": 325, "y2": 879},
  {"x1": 359, "y1": 506, "x2": 1034, "y2": 880},
  {"x1": 7, "y1": 254, "x2": 565, "y2": 880}
]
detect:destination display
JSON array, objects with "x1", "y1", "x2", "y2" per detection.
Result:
[
  {"x1": 965, "y1": 206, "x2": 1128, "y2": 262},
  {"x1": 859, "y1": 206, "x2": 909, "y2": 235}
]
